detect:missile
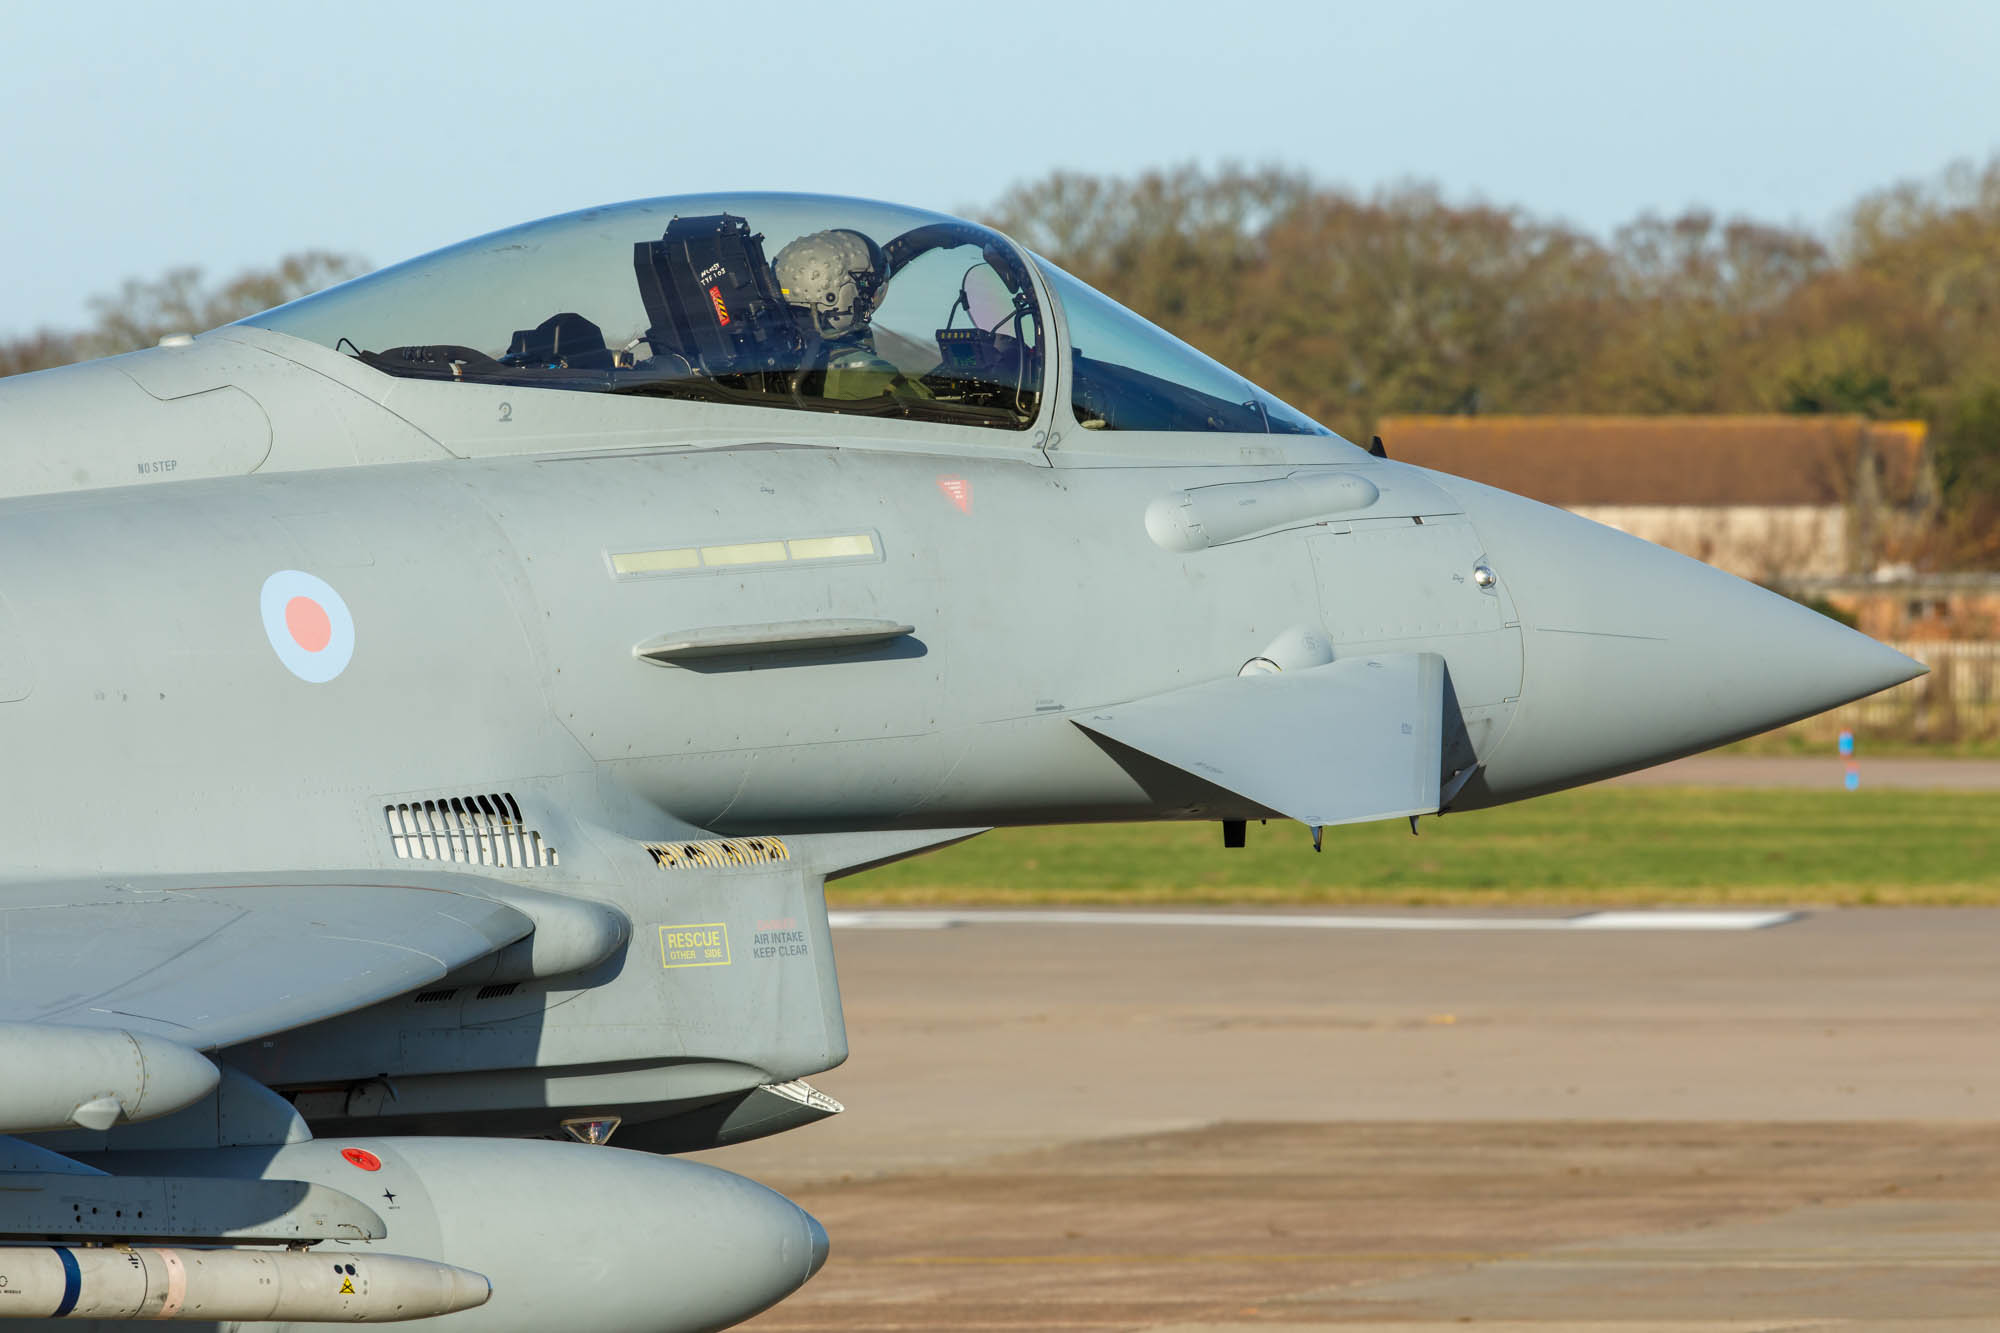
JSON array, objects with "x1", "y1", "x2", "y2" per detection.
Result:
[
  {"x1": 0, "y1": 1246, "x2": 490, "y2": 1321},
  {"x1": 0, "y1": 1025, "x2": 217, "y2": 1134}
]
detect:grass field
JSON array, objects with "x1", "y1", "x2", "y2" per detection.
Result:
[
  {"x1": 1722, "y1": 732, "x2": 2000, "y2": 759},
  {"x1": 830, "y1": 786, "x2": 2000, "y2": 907}
]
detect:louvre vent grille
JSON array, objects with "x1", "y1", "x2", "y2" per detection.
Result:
[
  {"x1": 413, "y1": 988, "x2": 457, "y2": 1004},
  {"x1": 645, "y1": 836, "x2": 791, "y2": 870},
  {"x1": 387, "y1": 793, "x2": 558, "y2": 868},
  {"x1": 475, "y1": 983, "x2": 519, "y2": 1001}
]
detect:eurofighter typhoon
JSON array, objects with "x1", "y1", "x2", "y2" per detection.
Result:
[{"x1": 0, "y1": 194, "x2": 1921, "y2": 1330}]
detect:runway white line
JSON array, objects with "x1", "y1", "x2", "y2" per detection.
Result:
[{"x1": 827, "y1": 908, "x2": 1800, "y2": 932}]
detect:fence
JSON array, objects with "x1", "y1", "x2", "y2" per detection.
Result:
[{"x1": 1781, "y1": 640, "x2": 2000, "y2": 743}]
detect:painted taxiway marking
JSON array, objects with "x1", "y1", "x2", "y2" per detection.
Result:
[{"x1": 827, "y1": 909, "x2": 1799, "y2": 932}]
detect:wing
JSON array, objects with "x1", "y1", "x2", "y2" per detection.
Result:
[
  {"x1": 0, "y1": 870, "x2": 534, "y2": 1050},
  {"x1": 1075, "y1": 652, "x2": 1446, "y2": 831}
]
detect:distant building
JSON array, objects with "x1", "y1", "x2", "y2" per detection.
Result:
[
  {"x1": 1781, "y1": 573, "x2": 2000, "y2": 644},
  {"x1": 1377, "y1": 414, "x2": 1934, "y2": 584}
]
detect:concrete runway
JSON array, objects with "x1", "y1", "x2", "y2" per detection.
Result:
[{"x1": 717, "y1": 908, "x2": 2000, "y2": 1332}]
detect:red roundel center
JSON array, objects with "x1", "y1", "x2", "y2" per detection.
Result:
[
  {"x1": 286, "y1": 596, "x2": 333, "y2": 653},
  {"x1": 341, "y1": 1147, "x2": 382, "y2": 1172}
]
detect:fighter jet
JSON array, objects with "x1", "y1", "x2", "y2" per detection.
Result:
[{"x1": 0, "y1": 192, "x2": 1920, "y2": 1331}]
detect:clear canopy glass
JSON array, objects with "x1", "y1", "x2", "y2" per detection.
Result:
[
  {"x1": 242, "y1": 194, "x2": 1046, "y2": 431},
  {"x1": 1036, "y1": 261, "x2": 1328, "y2": 436},
  {"x1": 240, "y1": 192, "x2": 1331, "y2": 441}
]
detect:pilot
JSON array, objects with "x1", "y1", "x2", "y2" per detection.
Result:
[{"x1": 773, "y1": 230, "x2": 930, "y2": 403}]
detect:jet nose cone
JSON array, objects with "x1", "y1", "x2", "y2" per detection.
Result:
[
  {"x1": 803, "y1": 1211, "x2": 831, "y2": 1279},
  {"x1": 1796, "y1": 621, "x2": 1929, "y2": 698},
  {"x1": 1437, "y1": 475, "x2": 1927, "y2": 798}
]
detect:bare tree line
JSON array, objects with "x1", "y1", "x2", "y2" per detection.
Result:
[
  {"x1": 0, "y1": 251, "x2": 365, "y2": 377},
  {"x1": 984, "y1": 156, "x2": 2000, "y2": 560}
]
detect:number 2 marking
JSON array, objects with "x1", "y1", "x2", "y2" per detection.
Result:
[{"x1": 497, "y1": 402, "x2": 513, "y2": 422}]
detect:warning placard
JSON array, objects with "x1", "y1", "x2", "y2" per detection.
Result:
[{"x1": 659, "y1": 922, "x2": 732, "y2": 968}]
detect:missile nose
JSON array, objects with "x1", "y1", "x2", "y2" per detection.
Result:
[
  {"x1": 803, "y1": 1211, "x2": 830, "y2": 1279},
  {"x1": 1435, "y1": 473, "x2": 1927, "y2": 799}
]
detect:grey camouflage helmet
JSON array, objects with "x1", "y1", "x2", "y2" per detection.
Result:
[{"x1": 774, "y1": 230, "x2": 884, "y2": 336}]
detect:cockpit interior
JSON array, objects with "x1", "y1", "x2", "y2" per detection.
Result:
[{"x1": 240, "y1": 194, "x2": 1329, "y2": 439}]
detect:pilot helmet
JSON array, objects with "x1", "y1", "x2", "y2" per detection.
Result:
[{"x1": 774, "y1": 229, "x2": 886, "y2": 337}]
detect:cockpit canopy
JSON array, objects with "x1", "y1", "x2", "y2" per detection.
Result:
[{"x1": 241, "y1": 193, "x2": 1328, "y2": 439}]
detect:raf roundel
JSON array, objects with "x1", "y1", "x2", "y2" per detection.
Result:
[{"x1": 261, "y1": 570, "x2": 356, "y2": 683}]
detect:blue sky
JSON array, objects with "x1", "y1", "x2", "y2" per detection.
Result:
[{"x1": 5, "y1": 0, "x2": 1996, "y2": 335}]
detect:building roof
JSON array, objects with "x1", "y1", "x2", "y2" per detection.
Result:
[{"x1": 1375, "y1": 415, "x2": 1930, "y2": 508}]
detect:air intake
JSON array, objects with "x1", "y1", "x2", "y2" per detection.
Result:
[
  {"x1": 387, "y1": 793, "x2": 558, "y2": 868},
  {"x1": 644, "y1": 836, "x2": 791, "y2": 870}
]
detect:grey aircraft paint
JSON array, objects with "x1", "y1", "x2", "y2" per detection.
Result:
[{"x1": 0, "y1": 192, "x2": 1921, "y2": 1332}]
